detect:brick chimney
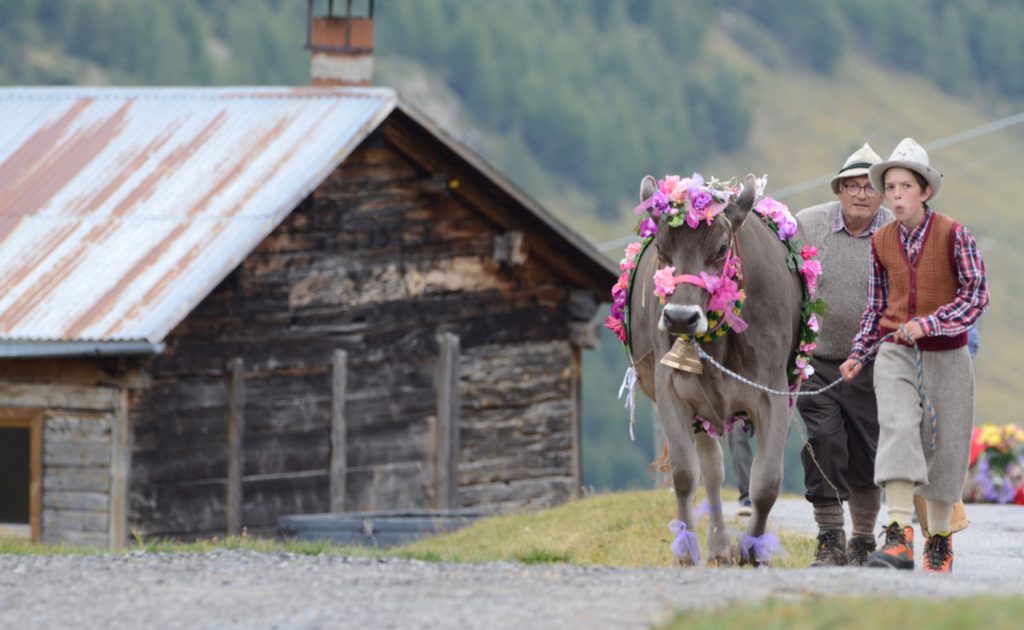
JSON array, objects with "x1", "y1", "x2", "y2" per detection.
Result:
[{"x1": 306, "y1": 0, "x2": 374, "y2": 86}]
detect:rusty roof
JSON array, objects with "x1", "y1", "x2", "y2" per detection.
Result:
[{"x1": 0, "y1": 86, "x2": 396, "y2": 351}]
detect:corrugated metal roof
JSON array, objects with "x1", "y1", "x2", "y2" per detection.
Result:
[{"x1": 0, "y1": 86, "x2": 396, "y2": 346}]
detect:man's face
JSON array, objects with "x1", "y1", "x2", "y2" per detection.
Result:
[{"x1": 837, "y1": 174, "x2": 883, "y2": 226}]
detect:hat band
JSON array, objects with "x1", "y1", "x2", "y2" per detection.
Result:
[{"x1": 838, "y1": 161, "x2": 873, "y2": 174}]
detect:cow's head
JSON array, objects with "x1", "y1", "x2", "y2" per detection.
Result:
[{"x1": 638, "y1": 173, "x2": 758, "y2": 337}]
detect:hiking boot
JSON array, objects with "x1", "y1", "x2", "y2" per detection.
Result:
[
  {"x1": 737, "y1": 498, "x2": 752, "y2": 517},
  {"x1": 923, "y1": 533, "x2": 954, "y2": 573},
  {"x1": 846, "y1": 536, "x2": 876, "y2": 566},
  {"x1": 866, "y1": 522, "x2": 914, "y2": 570},
  {"x1": 810, "y1": 528, "x2": 848, "y2": 567}
]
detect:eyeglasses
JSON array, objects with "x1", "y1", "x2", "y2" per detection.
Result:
[{"x1": 842, "y1": 182, "x2": 878, "y2": 197}]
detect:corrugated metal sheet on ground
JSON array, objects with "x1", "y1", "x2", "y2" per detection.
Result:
[{"x1": 0, "y1": 86, "x2": 396, "y2": 345}]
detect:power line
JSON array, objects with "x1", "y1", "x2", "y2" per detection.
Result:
[{"x1": 598, "y1": 110, "x2": 1024, "y2": 252}]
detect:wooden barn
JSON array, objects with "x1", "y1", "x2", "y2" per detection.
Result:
[{"x1": 0, "y1": 84, "x2": 616, "y2": 547}]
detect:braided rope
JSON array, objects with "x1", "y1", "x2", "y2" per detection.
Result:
[{"x1": 689, "y1": 326, "x2": 939, "y2": 451}]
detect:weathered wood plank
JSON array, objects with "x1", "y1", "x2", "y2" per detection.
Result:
[
  {"x1": 435, "y1": 332, "x2": 460, "y2": 510},
  {"x1": 44, "y1": 467, "x2": 109, "y2": 492},
  {"x1": 43, "y1": 490, "x2": 109, "y2": 512},
  {"x1": 0, "y1": 382, "x2": 118, "y2": 411},
  {"x1": 226, "y1": 357, "x2": 245, "y2": 536},
  {"x1": 42, "y1": 509, "x2": 108, "y2": 532},
  {"x1": 109, "y1": 388, "x2": 130, "y2": 549},
  {"x1": 345, "y1": 462, "x2": 431, "y2": 512},
  {"x1": 43, "y1": 414, "x2": 112, "y2": 444},
  {"x1": 330, "y1": 349, "x2": 347, "y2": 512},
  {"x1": 44, "y1": 442, "x2": 110, "y2": 467}
]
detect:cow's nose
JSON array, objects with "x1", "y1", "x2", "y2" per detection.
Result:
[{"x1": 662, "y1": 304, "x2": 706, "y2": 335}]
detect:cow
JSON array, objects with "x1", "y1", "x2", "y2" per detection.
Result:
[{"x1": 626, "y1": 173, "x2": 805, "y2": 566}]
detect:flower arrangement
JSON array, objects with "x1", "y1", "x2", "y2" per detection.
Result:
[
  {"x1": 605, "y1": 172, "x2": 825, "y2": 391},
  {"x1": 751, "y1": 196, "x2": 825, "y2": 387},
  {"x1": 963, "y1": 423, "x2": 1024, "y2": 504}
]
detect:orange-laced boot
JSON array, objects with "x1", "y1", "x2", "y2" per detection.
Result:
[
  {"x1": 866, "y1": 522, "x2": 915, "y2": 570},
  {"x1": 923, "y1": 533, "x2": 954, "y2": 573}
]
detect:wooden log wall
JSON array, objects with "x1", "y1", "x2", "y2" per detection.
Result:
[
  {"x1": 0, "y1": 374, "x2": 127, "y2": 547},
  {"x1": 127, "y1": 127, "x2": 589, "y2": 537}
]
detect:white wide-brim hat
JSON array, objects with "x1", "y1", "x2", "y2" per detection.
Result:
[
  {"x1": 829, "y1": 143, "x2": 882, "y2": 194},
  {"x1": 868, "y1": 137, "x2": 943, "y2": 201}
]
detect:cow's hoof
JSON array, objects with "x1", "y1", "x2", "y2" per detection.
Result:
[
  {"x1": 671, "y1": 555, "x2": 698, "y2": 568},
  {"x1": 706, "y1": 553, "x2": 734, "y2": 567}
]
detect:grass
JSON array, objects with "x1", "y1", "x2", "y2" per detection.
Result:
[
  {"x1": 399, "y1": 488, "x2": 815, "y2": 568},
  {"x1": 662, "y1": 596, "x2": 1024, "y2": 630},
  {"x1": 1, "y1": 489, "x2": 814, "y2": 568}
]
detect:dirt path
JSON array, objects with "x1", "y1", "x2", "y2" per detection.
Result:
[{"x1": 2, "y1": 500, "x2": 1022, "y2": 629}]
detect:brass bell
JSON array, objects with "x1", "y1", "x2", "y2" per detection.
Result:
[{"x1": 660, "y1": 338, "x2": 703, "y2": 374}]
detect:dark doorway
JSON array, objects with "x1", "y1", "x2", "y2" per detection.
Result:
[{"x1": 0, "y1": 426, "x2": 31, "y2": 524}]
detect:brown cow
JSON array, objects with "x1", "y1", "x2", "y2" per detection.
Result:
[{"x1": 628, "y1": 174, "x2": 803, "y2": 566}]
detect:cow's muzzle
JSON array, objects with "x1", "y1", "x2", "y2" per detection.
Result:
[{"x1": 659, "y1": 304, "x2": 708, "y2": 336}]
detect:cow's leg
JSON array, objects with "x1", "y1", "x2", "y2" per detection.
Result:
[
  {"x1": 693, "y1": 431, "x2": 732, "y2": 565},
  {"x1": 741, "y1": 396, "x2": 790, "y2": 566},
  {"x1": 655, "y1": 372, "x2": 700, "y2": 567}
]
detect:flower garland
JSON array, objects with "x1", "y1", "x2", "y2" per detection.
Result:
[{"x1": 605, "y1": 173, "x2": 825, "y2": 391}]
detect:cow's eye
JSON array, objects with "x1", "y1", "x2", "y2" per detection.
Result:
[{"x1": 715, "y1": 244, "x2": 729, "y2": 260}]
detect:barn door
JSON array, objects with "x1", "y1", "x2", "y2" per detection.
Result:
[{"x1": 0, "y1": 409, "x2": 42, "y2": 542}]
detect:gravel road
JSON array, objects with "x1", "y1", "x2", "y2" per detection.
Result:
[{"x1": 3, "y1": 499, "x2": 1022, "y2": 629}]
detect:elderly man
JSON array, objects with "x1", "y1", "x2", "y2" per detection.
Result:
[{"x1": 795, "y1": 144, "x2": 894, "y2": 566}]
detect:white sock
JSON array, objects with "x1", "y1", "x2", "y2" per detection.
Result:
[
  {"x1": 884, "y1": 480, "x2": 914, "y2": 528},
  {"x1": 926, "y1": 500, "x2": 954, "y2": 536}
]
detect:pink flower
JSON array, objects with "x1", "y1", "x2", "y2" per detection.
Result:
[
  {"x1": 807, "y1": 313, "x2": 819, "y2": 333},
  {"x1": 604, "y1": 315, "x2": 627, "y2": 343},
  {"x1": 801, "y1": 259, "x2": 822, "y2": 297},
  {"x1": 794, "y1": 355, "x2": 815, "y2": 379},
  {"x1": 799, "y1": 342, "x2": 817, "y2": 355},
  {"x1": 801, "y1": 245, "x2": 819, "y2": 261},
  {"x1": 625, "y1": 241, "x2": 643, "y2": 262},
  {"x1": 653, "y1": 266, "x2": 680, "y2": 300},
  {"x1": 701, "y1": 417, "x2": 720, "y2": 438}
]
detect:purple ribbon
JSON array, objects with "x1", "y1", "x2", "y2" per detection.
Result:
[
  {"x1": 668, "y1": 519, "x2": 701, "y2": 565},
  {"x1": 738, "y1": 531, "x2": 783, "y2": 564}
]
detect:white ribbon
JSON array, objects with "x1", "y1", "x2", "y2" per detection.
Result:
[{"x1": 618, "y1": 366, "x2": 638, "y2": 441}]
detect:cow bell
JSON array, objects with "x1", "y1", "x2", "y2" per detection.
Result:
[{"x1": 660, "y1": 338, "x2": 703, "y2": 374}]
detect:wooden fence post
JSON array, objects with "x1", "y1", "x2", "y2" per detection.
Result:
[
  {"x1": 226, "y1": 358, "x2": 245, "y2": 536},
  {"x1": 108, "y1": 389, "x2": 131, "y2": 549},
  {"x1": 435, "y1": 332, "x2": 461, "y2": 509},
  {"x1": 330, "y1": 349, "x2": 348, "y2": 513}
]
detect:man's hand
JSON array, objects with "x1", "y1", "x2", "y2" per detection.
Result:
[
  {"x1": 839, "y1": 358, "x2": 863, "y2": 382},
  {"x1": 897, "y1": 319, "x2": 926, "y2": 344}
]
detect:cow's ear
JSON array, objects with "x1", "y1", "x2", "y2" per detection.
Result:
[
  {"x1": 639, "y1": 175, "x2": 657, "y2": 202},
  {"x1": 639, "y1": 175, "x2": 658, "y2": 217},
  {"x1": 726, "y1": 173, "x2": 758, "y2": 231}
]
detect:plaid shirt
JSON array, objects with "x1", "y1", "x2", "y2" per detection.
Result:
[
  {"x1": 831, "y1": 203, "x2": 887, "y2": 238},
  {"x1": 850, "y1": 209, "x2": 989, "y2": 360}
]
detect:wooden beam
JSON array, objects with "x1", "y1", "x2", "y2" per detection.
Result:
[
  {"x1": 226, "y1": 358, "x2": 245, "y2": 536},
  {"x1": 570, "y1": 346, "x2": 582, "y2": 498},
  {"x1": 330, "y1": 349, "x2": 348, "y2": 512},
  {"x1": 435, "y1": 332, "x2": 461, "y2": 509},
  {"x1": 108, "y1": 389, "x2": 130, "y2": 550},
  {"x1": 0, "y1": 382, "x2": 118, "y2": 411}
]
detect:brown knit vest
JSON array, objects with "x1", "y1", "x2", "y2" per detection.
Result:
[{"x1": 873, "y1": 212, "x2": 967, "y2": 351}]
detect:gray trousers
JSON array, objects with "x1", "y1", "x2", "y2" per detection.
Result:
[
  {"x1": 728, "y1": 428, "x2": 753, "y2": 502},
  {"x1": 872, "y1": 343, "x2": 974, "y2": 503}
]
